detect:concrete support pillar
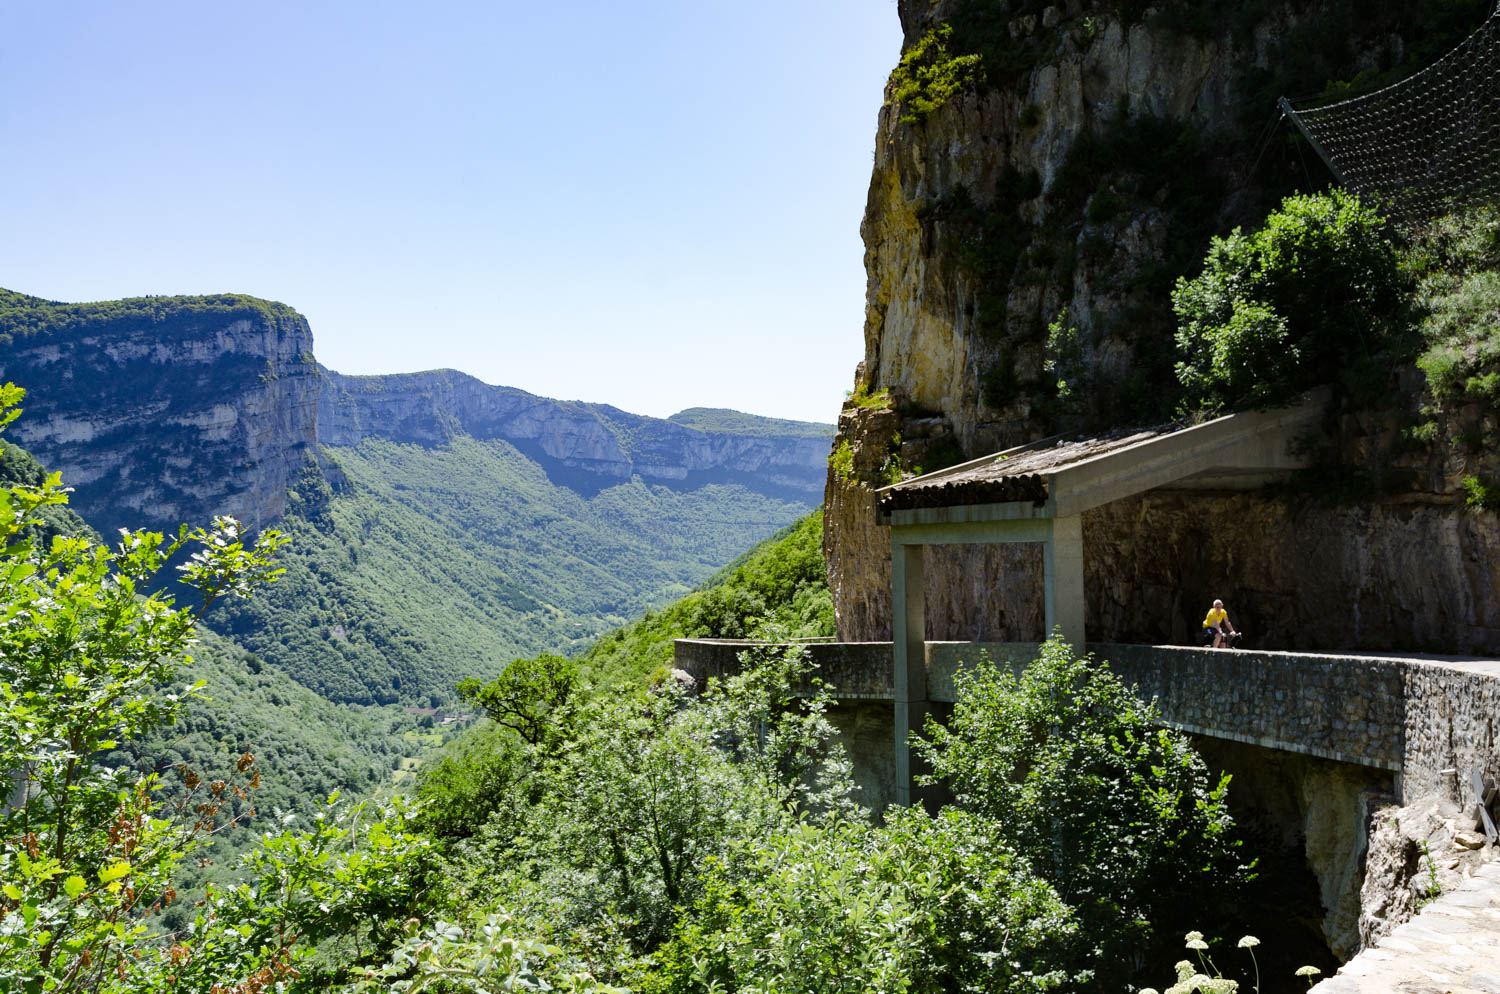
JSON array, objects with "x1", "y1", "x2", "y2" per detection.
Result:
[
  {"x1": 1043, "y1": 514, "x2": 1086, "y2": 649},
  {"x1": 891, "y1": 541, "x2": 928, "y2": 807}
]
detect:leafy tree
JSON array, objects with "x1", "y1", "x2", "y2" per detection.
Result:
[
  {"x1": 456, "y1": 654, "x2": 578, "y2": 750},
  {"x1": 915, "y1": 638, "x2": 1248, "y2": 986},
  {"x1": 0, "y1": 384, "x2": 449, "y2": 992},
  {"x1": 506, "y1": 639, "x2": 856, "y2": 950},
  {"x1": 642, "y1": 808, "x2": 1083, "y2": 994},
  {"x1": 1173, "y1": 190, "x2": 1409, "y2": 410}
]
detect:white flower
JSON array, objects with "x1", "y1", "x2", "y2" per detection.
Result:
[
  {"x1": 1295, "y1": 966, "x2": 1321, "y2": 978},
  {"x1": 1237, "y1": 935, "x2": 1260, "y2": 948},
  {"x1": 1185, "y1": 930, "x2": 1205, "y2": 942},
  {"x1": 1167, "y1": 973, "x2": 1239, "y2": 994},
  {"x1": 1187, "y1": 938, "x2": 1210, "y2": 951}
]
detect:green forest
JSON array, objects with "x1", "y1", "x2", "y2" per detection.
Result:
[
  {"x1": 0, "y1": 406, "x2": 1300, "y2": 989},
  {"x1": 0, "y1": 288, "x2": 304, "y2": 346},
  {"x1": 209, "y1": 435, "x2": 813, "y2": 705}
]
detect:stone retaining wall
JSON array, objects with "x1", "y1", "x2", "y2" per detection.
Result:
[{"x1": 673, "y1": 639, "x2": 1500, "y2": 803}]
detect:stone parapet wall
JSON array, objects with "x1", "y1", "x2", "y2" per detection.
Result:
[
  {"x1": 1397, "y1": 657, "x2": 1500, "y2": 804},
  {"x1": 676, "y1": 639, "x2": 1500, "y2": 806},
  {"x1": 673, "y1": 639, "x2": 895, "y2": 700},
  {"x1": 1099, "y1": 644, "x2": 1405, "y2": 773}
]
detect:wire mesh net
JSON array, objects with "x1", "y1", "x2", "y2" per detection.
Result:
[{"x1": 1284, "y1": 4, "x2": 1500, "y2": 226}]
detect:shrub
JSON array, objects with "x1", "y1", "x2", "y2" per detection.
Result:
[
  {"x1": 845, "y1": 383, "x2": 892, "y2": 409},
  {"x1": 642, "y1": 809, "x2": 1083, "y2": 994},
  {"x1": 1173, "y1": 190, "x2": 1408, "y2": 411},
  {"x1": 1463, "y1": 475, "x2": 1500, "y2": 510},
  {"x1": 916, "y1": 638, "x2": 1248, "y2": 986},
  {"x1": 828, "y1": 438, "x2": 854, "y2": 481},
  {"x1": 888, "y1": 24, "x2": 983, "y2": 124},
  {"x1": 1414, "y1": 208, "x2": 1500, "y2": 408}
]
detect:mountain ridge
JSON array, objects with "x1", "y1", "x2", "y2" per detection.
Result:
[
  {"x1": 0, "y1": 288, "x2": 832, "y2": 535},
  {"x1": 0, "y1": 287, "x2": 830, "y2": 706}
]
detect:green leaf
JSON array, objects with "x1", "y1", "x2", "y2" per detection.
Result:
[
  {"x1": 98, "y1": 861, "x2": 132, "y2": 884},
  {"x1": 63, "y1": 875, "x2": 87, "y2": 898},
  {"x1": 2, "y1": 883, "x2": 21, "y2": 901}
]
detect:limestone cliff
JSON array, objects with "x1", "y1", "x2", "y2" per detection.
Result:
[
  {"x1": 319, "y1": 369, "x2": 831, "y2": 502},
  {"x1": 0, "y1": 290, "x2": 832, "y2": 537},
  {"x1": 828, "y1": 0, "x2": 1500, "y2": 652},
  {"x1": 0, "y1": 292, "x2": 322, "y2": 535}
]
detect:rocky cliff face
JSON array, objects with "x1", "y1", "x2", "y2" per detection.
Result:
[
  {"x1": 827, "y1": 0, "x2": 1500, "y2": 652},
  {"x1": 0, "y1": 295, "x2": 321, "y2": 535},
  {"x1": 319, "y1": 369, "x2": 831, "y2": 502},
  {"x1": 0, "y1": 291, "x2": 832, "y2": 536}
]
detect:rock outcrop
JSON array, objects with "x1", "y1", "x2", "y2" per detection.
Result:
[
  {"x1": 0, "y1": 290, "x2": 833, "y2": 537},
  {"x1": 0, "y1": 295, "x2": 321, "y2": 535},
  {"x1": 827, "y1": 0, "x2": 1500, "y2": 654},
  {"x1": 320, "y1": 369, "x2": 831, "y2": 501}
]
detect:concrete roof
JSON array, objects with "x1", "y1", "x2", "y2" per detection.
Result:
[{"x1": 878, "y1": 392, "x2": 1328, "y2": 526}]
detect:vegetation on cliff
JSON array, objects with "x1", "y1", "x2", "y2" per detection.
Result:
[
  {"x1": 1172, "y1": 190, "x2": 1410, "y2": 412},
  {"x1": 1411, "y1": 207, "x2": 1500, "y2": 409},
  {"x1": 870, "y1": 0, "x2": 1498, "y2": 439},
  {"x1": 1170, "y1": 190, "x2": 1500, "y2": 458},
  {"x1": 0, "y1": 287, "x2": 304, "y2": 345}
]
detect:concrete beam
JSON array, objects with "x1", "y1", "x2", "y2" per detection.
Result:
[
  {"x1": 1048, "y1": 395, "x2": 1325, "y2": 517},
  {"x1": 891, "y1": 542, "x2": 926, "y2": 808},
  {"x1": 1043, "y1": 514, "x2": 1085, "y2": 647},
  {"x1": 878, "y1": 390, "x2": 1328, "y2": 527}
]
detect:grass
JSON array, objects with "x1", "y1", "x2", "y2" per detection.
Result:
[{"x1": 845, "y1": 384, "x2": 892, "y2": 409}]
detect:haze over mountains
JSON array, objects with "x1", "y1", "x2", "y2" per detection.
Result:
[{"x1": 0, "y1": 287, "x2": 832, "y2": 704}]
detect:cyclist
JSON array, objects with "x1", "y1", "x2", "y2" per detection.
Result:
[{"x1": 1202, "y1": 599, "x2": 1237, "y2": 649}]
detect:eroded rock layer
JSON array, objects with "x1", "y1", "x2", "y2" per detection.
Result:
[
  {"x1": 1, "y1": 304, "x2": 321, "y2": 534},
  {"x1": 0, "y1": 292, "x2": 835, "y2": 539}
]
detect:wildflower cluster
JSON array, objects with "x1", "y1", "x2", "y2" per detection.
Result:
[{"x1": 1140, "y1": 931, "x2": 1322, "y2": 994}]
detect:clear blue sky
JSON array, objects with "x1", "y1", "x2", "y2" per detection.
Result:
[{"x1": 0, "y1": 1, "x2": 902, "y2": 424}]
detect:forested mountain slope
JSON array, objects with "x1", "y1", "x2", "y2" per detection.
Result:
[
  {"x1": 210, "y1": 435, "x2": 813, "y2": 704},
  {"x1": 0, "y1": 437, "x2": 418, "y2": 855},
  {"x1": 0, "y1": 288, "x2": 831, "y2": 705}
]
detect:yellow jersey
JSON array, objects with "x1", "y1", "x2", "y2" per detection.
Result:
[{"x1": 1203, "y1": 606, "x2": 1228, "y2": 628}]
